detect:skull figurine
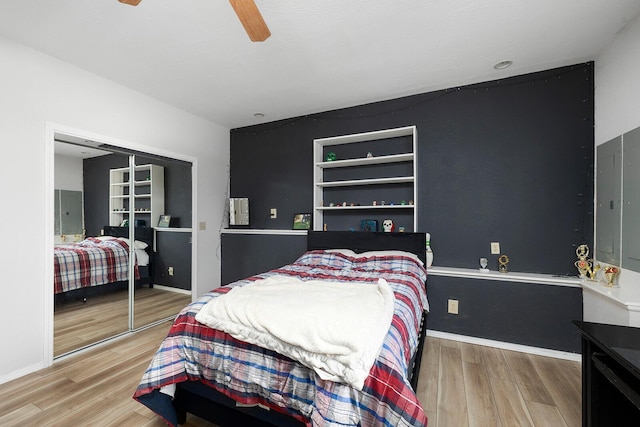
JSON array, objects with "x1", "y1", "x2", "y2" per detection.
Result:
[{"x1": 382, "y1": 219, "x2": 394, "y2": 232}]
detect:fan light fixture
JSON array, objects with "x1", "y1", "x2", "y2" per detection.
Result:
[
  {"x1": 117, "y1": 0, "x2": 270, "y2": 42},
  {"x1": 493, "y1": 60, "x2": 513, "y2": 70}
]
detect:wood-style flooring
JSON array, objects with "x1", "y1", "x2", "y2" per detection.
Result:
[
  {"x1": 54, "y1": 287, "x2": 191, "y2": 357},
  {"x1": 0, "y1": 322, "x2": 582, "y2": 426}
]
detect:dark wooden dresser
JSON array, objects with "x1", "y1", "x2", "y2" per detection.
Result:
[{"x1": 574, "y1": 321, "x2": 640, "y2": 426}]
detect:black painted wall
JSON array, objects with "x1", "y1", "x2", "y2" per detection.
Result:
[
  {"x1": 230, "y1": 63, "x2": 594, "y2": 276},
  {"x1": 427, "y1": 275, "x2": 583, "y2": 352},
  {"x1": 83, "y1": 153, "x2": 193, "y2": 289},
  {"x1": 225, "y1": 63, "x2": 594, "y2": 352}
]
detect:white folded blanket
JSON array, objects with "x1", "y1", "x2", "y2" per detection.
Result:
[{"x1": 195, "y1": 275, "x2": 395, "y2": 390}]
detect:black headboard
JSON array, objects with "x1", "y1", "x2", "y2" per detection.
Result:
[
  {"x1": 103, "y1": 226, "x2": 154, "y2": 248},
  {"x1": 307, "y1": 231, "x2": 427, "y2": 264}
]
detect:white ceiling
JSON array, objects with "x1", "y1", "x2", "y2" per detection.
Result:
[{"x1": 1, "y1": 0, "x2": 640, "y2": 129}]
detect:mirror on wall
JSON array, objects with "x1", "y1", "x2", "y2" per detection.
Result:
[
  {"x1": 53, "y1": 137, "x2": 193, "y2": 357},
  {"x1": 596, "y1": 126, "x2": 640, "y2": 273}
]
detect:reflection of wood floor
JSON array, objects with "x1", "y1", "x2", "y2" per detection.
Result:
[{"x1": 54, "y1": 287, "x2": 191, "y2": 357}]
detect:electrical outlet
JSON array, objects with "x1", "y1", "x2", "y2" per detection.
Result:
[
  {"x1": 168, "y1": 266, "x2": 174, "y2": 276},
  {"x1": 199, "y1": 221, "x2": 206, "y2": 231},
  {"x1": 270, "y1": 208, "x2": 277, "y2": 219},
  {"x1": 448, "y1": 299, "x2": 459, "y2": 315},
  {"x1": 491, "y1": 242, "x2": 501, "y2": 255}
]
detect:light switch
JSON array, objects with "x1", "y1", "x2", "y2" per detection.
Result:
[{"x1": 491, "y1": 242, "x2": 500, "y2": 255}]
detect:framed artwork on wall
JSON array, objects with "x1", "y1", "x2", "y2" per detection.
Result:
[{"x1": 292, "y1": 213, "x2": 311, "y2": 230}]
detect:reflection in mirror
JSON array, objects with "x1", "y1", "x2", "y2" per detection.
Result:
[
  {"x1": 596, "y1": 125, "x2": 640, "y2": 273},
  {"x1": 53, "y1": 143, "x2": 130, "y2": 357},
  {"x1": 53, "y1": 136, "x2": 194, "y2": 357}
]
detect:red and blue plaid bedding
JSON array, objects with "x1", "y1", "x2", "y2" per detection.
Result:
[
  {"x1": 53, "y1": 237, "x2": 137, "y2": 294},
  {"x1": 134, "y1": 250, "x2": 428, "y2": 427}
]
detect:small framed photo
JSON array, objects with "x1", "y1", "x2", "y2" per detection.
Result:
[
  {"x1": 360, "y1": 219, "x2": 378, "y2": 232},
  {"x1": 292, "y1": 213, "x2": 311, "y2": 230},
  {"x1": 157, "y1": 214, "x2": 171, "y2": 228}
]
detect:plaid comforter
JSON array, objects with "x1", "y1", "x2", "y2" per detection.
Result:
[
  {"x1": 53, "y1": 237, "x2": 137, "y2": 294},
  {"x1": 134, "y1": 250, "x2": 428, "y2": 427}
]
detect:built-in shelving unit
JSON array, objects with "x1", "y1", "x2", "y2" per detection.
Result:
[
  {"x1": 109, "y1": 164, "x2": 165, "y2": 228},
  {"x1": 313, "y1": 126, "x2": 417, "y2": 231}
]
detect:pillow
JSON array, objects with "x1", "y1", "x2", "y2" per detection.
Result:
[
  {"x1": 325, "y1": 249, "x2": 357, "y2": 257},
  {"x1": 294, "y1": 250, "x2": 354, "y2": 269},
  {"x1": 356, "y1": 250, "x2": 424, "y2": 266},
  {"x1": 95, "y1": 235, "x2": 148, "y2": 250},
  {"x1": 352, "y1": 251, "x2": 426, "y2": 282}
]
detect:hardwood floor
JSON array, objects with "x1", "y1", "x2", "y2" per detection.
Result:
[
  {"x1": 417, "y1": 336, "x2": 582, "y2": 427},
  {"x1": 0, "y1": 323, "x2": 582, "y2": 426},
  {"x1": 54, "y1": 287, "x2": 191, "y2": 356}
]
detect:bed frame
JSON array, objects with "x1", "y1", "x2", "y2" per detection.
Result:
[
  {"x1": 54, "y1": 226, "x2": 155, "y2": 304},
  {"x1": 173, "y1": 231, "x2": 428, "y2": 426}
]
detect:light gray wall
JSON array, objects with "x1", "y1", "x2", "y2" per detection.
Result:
[
  {"x1": 0, "y1": 34, "x2": 230, "y2": 384},
  {"x1": 595, "y1": 13, "x2": 640, "y2": 288}
]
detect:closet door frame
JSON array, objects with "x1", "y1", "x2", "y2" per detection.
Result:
[{"x1": 44, "y1": 122, "x2": 198, "y2": 364}]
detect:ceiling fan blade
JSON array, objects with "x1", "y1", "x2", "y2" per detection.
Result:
[
  {"x1": 229, "y1": 0, "x2": 271, "y2": 42},
  {"x1": 118, "y1": 0, "x2": 142, "y2": 5}
]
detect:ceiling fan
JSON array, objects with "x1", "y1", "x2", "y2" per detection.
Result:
[{"x1": 117, "y1": 0, "x2": 271, "y2": 42}]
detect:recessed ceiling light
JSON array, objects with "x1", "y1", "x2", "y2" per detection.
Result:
[
  {"x1": 493, "y1": 60, "x2": 513, "y2": 70},
  {"x1": 254, "y1": 112, "x2": 265, "y2": 118}
]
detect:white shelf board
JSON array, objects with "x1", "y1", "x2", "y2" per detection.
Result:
[
  {"x1": 315, "y1": 204, "x2": 415, "y2": 211},
  {"x1": 316, "y1": 153, "x2": 414, "y2": 169},
  {"x1": 221, "y1": 229, "x2": 308, "y2": 236},
  {"x1": 314, "y1": 126, "x2": 415, "y2": 146},
  {"x1": 427, "y1": 266, "x2": 582, "y2": 288},
  {"x1": 316, "y1": 176, "x2": 414, "y2": 188}
]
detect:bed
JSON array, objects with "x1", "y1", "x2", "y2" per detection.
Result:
[
  {"x1": 54, "y1": 226, "x2": 154, "y2": 302},
  {"x1": 134, "y1": 231, "x2": 429, "y2": 427}
]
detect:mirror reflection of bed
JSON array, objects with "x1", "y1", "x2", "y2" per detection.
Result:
[{"x1": 53, "y1": 138, "x2": 192, "y2": 358}]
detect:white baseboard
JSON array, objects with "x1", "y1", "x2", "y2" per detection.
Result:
[
  {"x1": 153, "y1": 284, "x2": 191, "y2": 295},
  {"x1": 426, "y1": 330, "x2": 581, "y2": 362},
  {"x1": 0, "y1": 361, "x2": 47, "y2": 386}
]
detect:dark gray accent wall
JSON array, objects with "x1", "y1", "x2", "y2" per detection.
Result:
[
  {"x1": 427, "y1": 275, "x2": 583, "y2": 352},
  {"x1": 225, "y1": 63, "x2": 594, "y2": 353},
  {"x1": 221, "y1": 234, "x2": 307, "y2": 285},
  {"x1": 230, "y1": 63, "x2": 594, "y2": 276},
  {"x1": 83, "y1": 154, "x2": 192, "y2": 235},
  {"x1": 83, "y1": 153, "x2": 193, "y2": 290}
]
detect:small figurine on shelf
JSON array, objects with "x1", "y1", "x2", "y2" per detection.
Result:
[
  {"x1": 574, "y1": 244, "x2": 599, "y2": 279},
  {"x1": 479, "y1": 257, "x2": 489, "y2": 272},
  {"x1": 604, "y1": 266, "x2": 619, "y2": 287},
  {"x1": 425, "y1": 233, "x2": 434, "y2": 268},
  {"x1": 366, "y1": 151, "x2": 373, "y2": 158},
  {"x1": 326, "y1": 152, "x2": 337, "y2": 161},
  {"x1": 498, "y1": 254, "x2": 509, "y2": 273},
  {"x1": 382, "y1": 219, "x2": 394, "y2": 232}
]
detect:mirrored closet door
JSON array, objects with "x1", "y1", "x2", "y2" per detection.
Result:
[{"x1": 53, "y1": 136, "x2": 192, "y2": 357}]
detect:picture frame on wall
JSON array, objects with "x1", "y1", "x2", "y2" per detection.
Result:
[
  {"x1": 292, "y1": 213, "x2": 311, "y2": 230},
  {"x1": 157, "y1": 214, "x2": 171, "y2": 228}
]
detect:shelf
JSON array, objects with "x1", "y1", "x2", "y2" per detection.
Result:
[
  {"x1": 316, "y1": 153, "x2": 414, "y2": 169},
  {"x1": 315, "y1": 204, "x2": 415, "y2": 211},
  {"x1": 316, "y1": 176, "x2": 414, "y2": 188},
  {"x1": 109, "y1": 164, "x2": 164, "y2": 227},
  {"x1": 313, "y1": 125, "x2": 418, "y2": 231},
  {"x1": 221, "y1": 228, "x2": 307, "y2": 236},
  {"x1": 314, "y1": 126, "x2": 416, "y2": 146},
  {"x1": 110, "y1": 194, "x2": 150, "y2": 199},
  {"x1": 428, "y1": 266, "x2": 583, "y2": 288},
  {"x1": 111, "y1": 211, "x2": 152, "y2": 214}
]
